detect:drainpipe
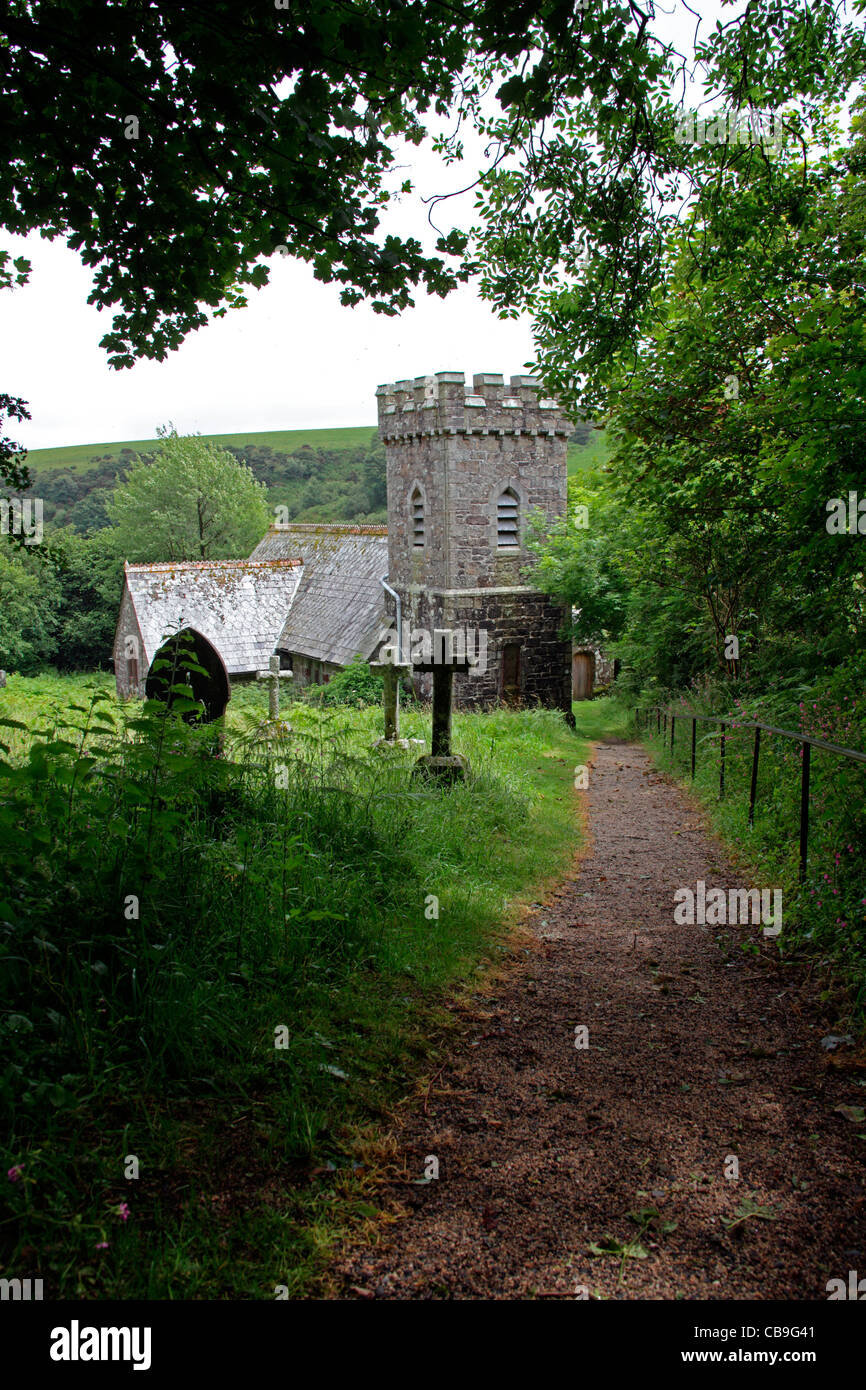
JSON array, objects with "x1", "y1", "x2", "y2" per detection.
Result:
[
  {"x1": 380, "y1": 575, "x2": 402, "y2": 661},
  {"x1": 380, "y1": 574, "x2": 403, "y2": 732}
]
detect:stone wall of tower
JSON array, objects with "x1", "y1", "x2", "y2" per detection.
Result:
[{"x1": 377, "y1": 371, "x2": 573, "y2": 714}]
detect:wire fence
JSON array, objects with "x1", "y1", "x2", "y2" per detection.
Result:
[{"x1": 633, "y1": 705, "x2": 866, "y2": 882}]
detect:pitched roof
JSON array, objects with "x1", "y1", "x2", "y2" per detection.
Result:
[
  {"x1": 249, "y1": 524, "x2": 389, "y2": 666},
  {"x1": 123, "y1": 558, "x2": 303, "y2": 676}
]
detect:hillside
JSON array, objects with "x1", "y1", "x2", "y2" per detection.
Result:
[
  {"x1": 567, "y1": 426, "x2": 608, "y2": 474},
  {"x1": 24, "y1": 425, "x2": 378, "y2": 476},
  {"x1": 20, "y1": 425, "x2": 387, "y2": 532},
  {"x1": 18, "y1": 422, "x2": 605, "y2": 532}
]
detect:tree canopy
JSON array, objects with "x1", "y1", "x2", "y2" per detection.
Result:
[
  {"x1": 3, "y1": 0, "x2": 864, "y2": 393},
  {"x1": 1, "y1": 0, "x2": 481, "y2": 374},
  {"x1": 5, "y1": 0, "x2": 865, "y2": 687},
  {"x1": 457, "y1": 2, "x2": 866, "y2": 413},
  {"x1": 105, "y1": 429, "x2": 270, "y2": 561},
  {"x1": 531, "y1": 92, "x2": 866, "y2": 700}
]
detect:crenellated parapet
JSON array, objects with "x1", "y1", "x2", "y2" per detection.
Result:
[{"x1": 376, "y1": 371, "x2": 572, "y2": 441}]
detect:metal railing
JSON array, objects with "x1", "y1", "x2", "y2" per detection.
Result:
[{"x1": 634, "y1": 704, "x2": 866, "y2": 882}]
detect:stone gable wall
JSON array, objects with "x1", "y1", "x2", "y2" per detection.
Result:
[{"x1": 113, "y1": 584, "x2": 145, "y2": 697}]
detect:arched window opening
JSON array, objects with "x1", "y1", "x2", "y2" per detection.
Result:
[{"x1": 497, "y1": 487, "x2": 519, "y2": 547}]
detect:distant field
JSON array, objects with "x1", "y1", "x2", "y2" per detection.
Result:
[
  {"x1": 26, "y1": 422, "x2": 602, "y2": 477},
  {"x1": 24, "y1": 424, "x2": 378, "y2": 474},
  {"x1": 567, "y1": 429, "x2": 609, "y2": 474}
]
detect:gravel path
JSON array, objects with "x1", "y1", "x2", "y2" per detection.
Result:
[{"x1": 335, "y1": 738, "x2": 866, "y2": 1299}]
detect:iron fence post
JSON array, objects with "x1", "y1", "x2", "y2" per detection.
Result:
[
  {"x1": 799, "y1": 740, "x2": 811, "y2": 882},
  {"x1": 748, "y1": 726, "x2": 761, "y2": 828}
]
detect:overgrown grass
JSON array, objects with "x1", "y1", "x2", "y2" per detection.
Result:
[
  {"x1": 571, "y1": 695, "x2": 629, "y2": 742},
  {"x1": 0, "y1": 673, "x2": 585, "y2": 1297},
  {"x1": 631, "y1": 696, "x2": 866, "y2": 1026}
]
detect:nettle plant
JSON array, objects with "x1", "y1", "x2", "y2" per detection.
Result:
[
  {"x1": 795, "y1": 691, "x2": 866, "y2": 970},
  {"x1": 0, "y1": 638, "x2": 227, "y2": 1120}
]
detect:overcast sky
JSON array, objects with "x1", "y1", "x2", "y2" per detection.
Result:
[
  {"x1": 1, "y1": 131, "x2": 537, "y2": 451},
  {"x1": 2, "y1": 1, "x2": 737, "y2": 452}
]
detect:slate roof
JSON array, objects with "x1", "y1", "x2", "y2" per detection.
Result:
[
  {"x1": 248, "y1": 524, "x2": 389, "y2": 666},
  {"x1": 123, "y1": 558, "x2": 303, "y2": 676}
]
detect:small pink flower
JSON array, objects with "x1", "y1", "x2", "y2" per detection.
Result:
[
  {"x1": 116, "y1": 1202, "x2": 130, "y2": 1222},
  {"x1": 7, "y1": 1165, "x2": 23, "y2": 1182},
  {"x1": 95, "y1": 1241, "x2": 109, "y2": 1250}
]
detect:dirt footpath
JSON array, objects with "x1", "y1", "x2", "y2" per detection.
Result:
[{"x1": 334, "y1": 739, "x2": 866, "y2": 1299}]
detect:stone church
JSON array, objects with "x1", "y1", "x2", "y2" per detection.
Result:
[{"x1": 113, "y1": 371, "x2": 573, "y2": 714}]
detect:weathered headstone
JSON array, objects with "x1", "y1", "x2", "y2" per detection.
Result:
[
  {"x1": 256, "y1": 654, "x2": 292, "y2": 721},
  {"x1": 412, "y1": 629, "x2": 476, "y2": 783},
  {"x1": 370, "y1": 658, "x2": 411, "y2": 741}
]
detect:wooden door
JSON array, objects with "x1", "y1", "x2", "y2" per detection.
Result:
[
  {"x1": 500, "y1": 642, "x2": 521, "y2": 703},
  {"x1": 572, "y1": 649, "x2": 595, "y2": 701}
]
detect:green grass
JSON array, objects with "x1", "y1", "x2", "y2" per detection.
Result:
[
  {"x1": 24, "y1": 425, "x2": 377, "y2": 475},
  {"x1": 571, "y1": 694, "x2": 629, "y2": 741},
  {"x1": 29, "y1": 422, "x2": 600, "y2": 478},
  {"x1": 633, "y1": 703, "x2": 866, "y2": 1025},
  {"x1": 0, "y1": 671, "x2": 589, "y2": 1298},
  {"x1": 567, "y1": 429, "x2": 609, "y2": 475}
]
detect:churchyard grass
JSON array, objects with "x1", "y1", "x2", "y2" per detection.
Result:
[{"x1": 0, "y1": 672, "x2": 590, "y2": 1297}]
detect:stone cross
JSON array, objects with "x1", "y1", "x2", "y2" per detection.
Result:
[
  {"x1": 412, "y1": 630, "x2": 478, "y2": 781},
  {"x1": 369, "y1": 658, "x2": 410, "y2": 740},
  {"x1": 256, "y1": 654, "x2": 292, "y2": 720}
]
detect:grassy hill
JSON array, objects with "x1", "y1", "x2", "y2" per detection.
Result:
[
  {"x1": 29, "y1": 421, "x2": 607, "y2": 476},
  {"x1": 24, "y1": 424, "x2": 377, "y2": 475},
  {"x1": 567, "y1": 428, "x2": 608, "y2": 474},
  {"x1": 19, "y1": 422, "x2": 606, "y2": 534},
  {"x1": 20, "y1": 425, "x2": 386, "y2": 533}
]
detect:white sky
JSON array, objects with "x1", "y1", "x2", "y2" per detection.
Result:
[
  {"x1": 1, "y1": 131, "x2": 538, "y2": 450},
  {"x1": 0, "y1": 1, "x2": 758, "y2": 451}
]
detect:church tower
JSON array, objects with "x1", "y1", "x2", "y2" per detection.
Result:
[{"x1": 377, "y1": 370, "x2": 573, "y2": 713}]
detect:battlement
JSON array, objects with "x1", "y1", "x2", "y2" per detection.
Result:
[{"x1": 376, "y1": 371, "x2": 572, "y2": 441}]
